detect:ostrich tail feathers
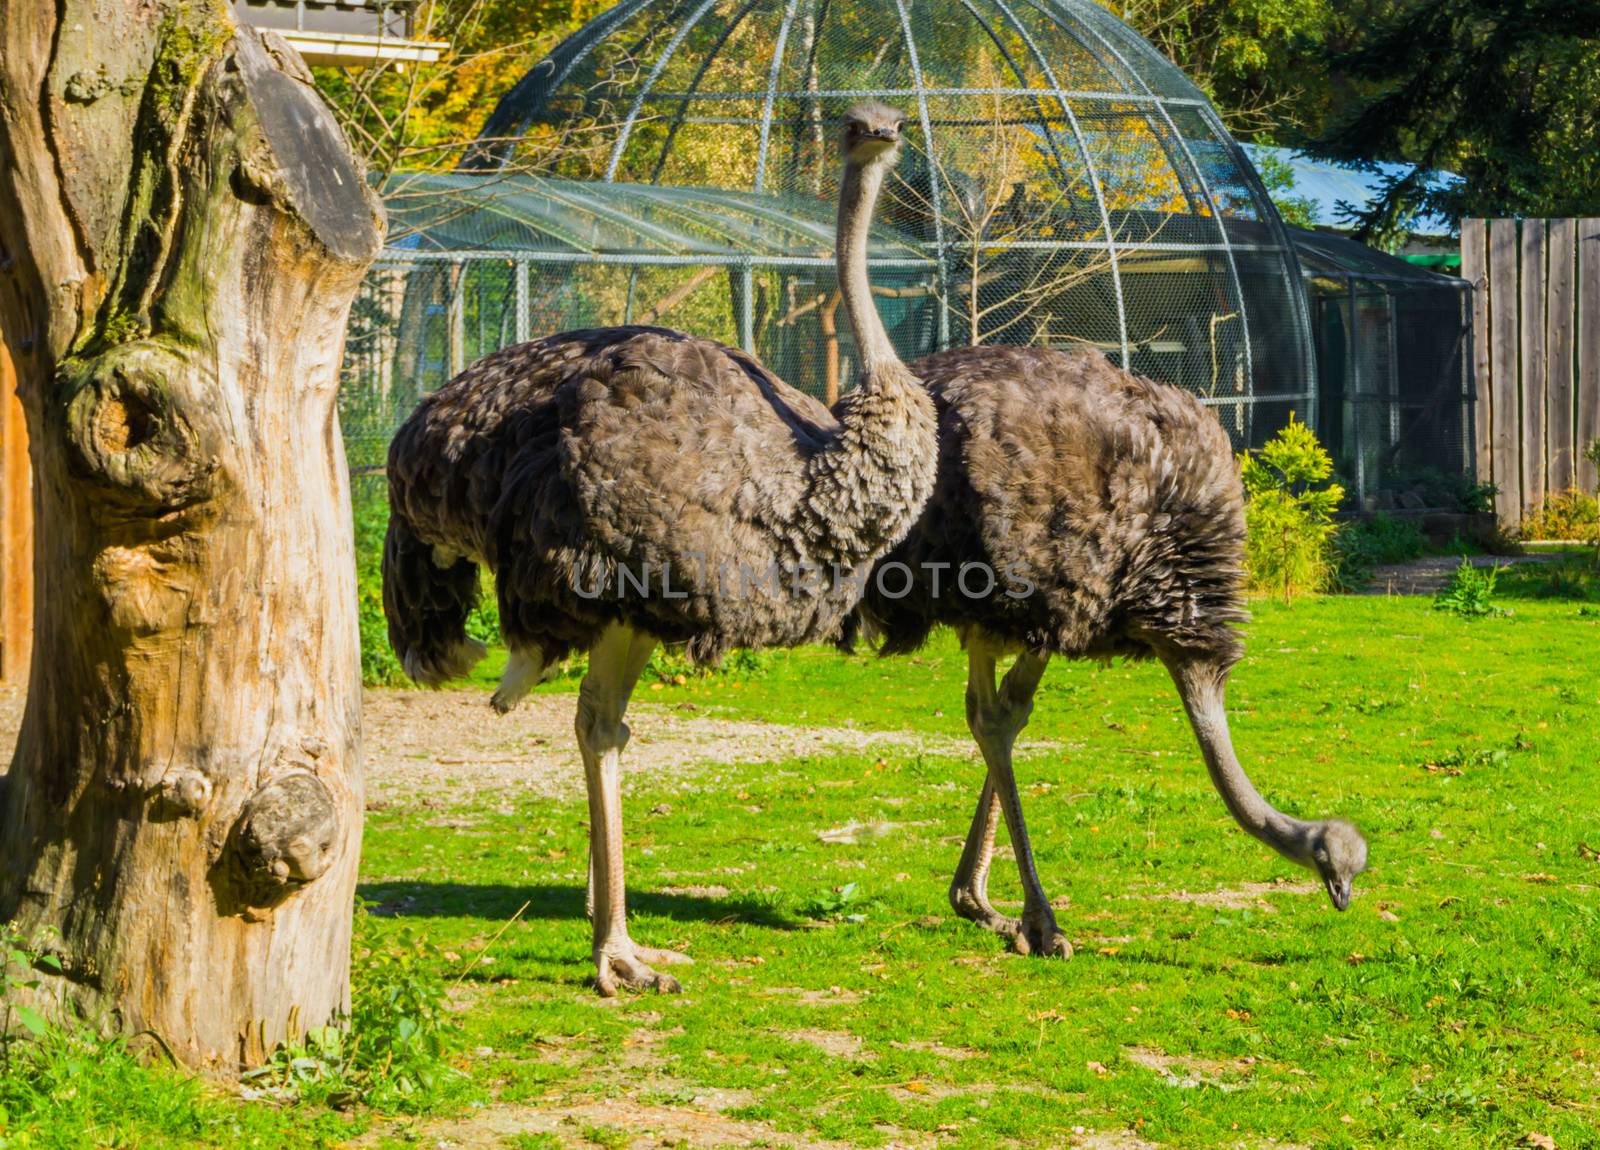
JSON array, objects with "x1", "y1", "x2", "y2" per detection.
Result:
[{"x1": 382, "y1": 512, "x2": 486, "y2": 687}]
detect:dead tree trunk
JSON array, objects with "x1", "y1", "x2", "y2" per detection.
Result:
[{"x1": 0, "y1": 1, "x2": 382, "y2": 1072}]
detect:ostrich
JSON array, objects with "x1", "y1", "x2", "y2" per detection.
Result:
[
  {"x1": 383, "y1": 102, "x2": 937, "y2": 995},
  {"x1": 855, "y1": 345, "x2": 1367, "y2": 957}
]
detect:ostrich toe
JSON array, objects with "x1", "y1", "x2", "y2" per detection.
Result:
[
  {"x1": 594, "y1": 942, "x2": 692, "y2": 996},
  {"x1": 1007, "y1": 908, "x2": 1072, "y2": 959}
]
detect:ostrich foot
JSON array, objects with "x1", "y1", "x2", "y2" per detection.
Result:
[
  {"x1": 594, "y1": 941, "x2": 693, "y2": 997},
  {"x1": 1007, "y1": 907, "x2": 1072, "y2": 959},
  {"x1": 951, "y1": 888, "x2": 1071, "y2": 959}
]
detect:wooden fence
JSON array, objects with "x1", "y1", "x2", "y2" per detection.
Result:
[
  {"x1": 0, "y1": 336, "x2": 30, "y2": 684},
  {"x1": 1460, "y1": 218, "x2": 1600, "y2": 525}
]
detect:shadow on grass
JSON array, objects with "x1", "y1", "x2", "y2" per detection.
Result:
[{"x1": 357, "y1": 880, "x2": 798, "y2": 930}]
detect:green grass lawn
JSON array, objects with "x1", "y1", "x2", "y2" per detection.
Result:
[{"x1": 6, "y1": 589, "x2": 1600, "y2": 1148}]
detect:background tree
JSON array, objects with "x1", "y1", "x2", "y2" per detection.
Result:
[
  {"x1": 315, "y1": 0, "x2": 608, "y2": 190},
  {"x1": 1111, "y1": 0, "x2": 1333, "y2": 137},
  {"x1": 1304, "y1": 0, "x2": 1600, "y2": 241},
  {"x1": 0, "y1": 0, "x2": 381, "y2": 1070}
]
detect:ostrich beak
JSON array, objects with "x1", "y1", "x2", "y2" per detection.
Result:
[{"x1": 1324, "y1": 873, "x2": 1353, "y2": 911}]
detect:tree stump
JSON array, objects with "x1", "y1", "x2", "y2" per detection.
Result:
[{"x1": 0, "y1": 1, "x2": 382, "y2": 1072}]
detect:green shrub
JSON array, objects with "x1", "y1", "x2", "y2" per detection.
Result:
[
  {"x1": 1240, "y1": 415, "x2": 1345, "y2": 601},
  {"x1": 352, "y1": 486, "x2": 405, "y2": 687},
  {"x1": 1434, "y1": 560, "x2": 1508, "y2": 619},
  {"x1": 1334, "y1": 513, "x2": 1427, "y2": 589},
  {"x1": 242, "y1": 918, "x2": 462, "y2": 1112},
  {"x1": 353, "y1": 485, "x2": 500, "y2": 687},
  {"x1": 1520, "y1": 489, "x2": 1599, "y2": 542}
]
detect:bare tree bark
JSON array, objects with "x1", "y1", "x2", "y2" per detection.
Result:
[{"x1": 0, "y1": 0, "x2": 382, "y2": 1072}]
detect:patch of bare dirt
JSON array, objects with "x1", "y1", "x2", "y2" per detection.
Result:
[
  {"x1": 363, "y1": 1097, "x2": 861, "y2": 1149},
  {"x1": 783, "y1": 1028, "x2": 874, "y2": 1060},
  {"x1": 657, "y1": 884, "x2": 731, "y2": 899},
  {"x1": 1137, "y1": 880, "x2": 1319, "y2": 911},
  {"x1": 362, "y1": 688, "x2": 977, "y2": 803},
  {"x1": 889, "y1": 1039, "x2": 984, "y2": 1060},
  {"x1": 1358, "y1": 553, "x2": 1554, "y2": 596},
  {"x1": 759, "y1": 985, "x2": 864, "y2": 1005},
  {"x1": 1123, "y1": 1045, "x2": 1258, "y2": 1090},
  {"x1": 1071, "y1": 1132, "x2": 1162, "y2": 1150}
]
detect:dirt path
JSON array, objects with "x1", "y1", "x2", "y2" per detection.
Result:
[
  {"x1": 361, "y1": 688, "x2": 982, "y2": 802},
  {"x1": 0, "y1": 686, "x2": 993, "y2": 804},
  {"x1": 1357, "y1": 553, "x2": 1555, "y2": 596}
]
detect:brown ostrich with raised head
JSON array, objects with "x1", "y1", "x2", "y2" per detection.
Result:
[
  {"x1": 857, "y1": 344, "x2": 1367, "y2": 957},
  {"x1": 383, "y1": 102, "x2": 937, "y2": 995}
]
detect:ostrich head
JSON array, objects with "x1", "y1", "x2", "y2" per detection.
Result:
[
  {"x1": 1307, "y1": 819, "x2": 1368, "y2": 910},
  {"x1": 842, "y1": 101, "x2": 906, "y2": 166}
]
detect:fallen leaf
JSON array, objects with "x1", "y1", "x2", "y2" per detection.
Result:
[
  {"x1": 1379, "y1": 910, "x2": 1401, "y2": 922},
  {"x1": 1525, "y1": 1134, "x2": 1556, "y2": 1150},
  {"x1": 1087, "y1": 1060, "x2": 1109, "y2": 1075},
  {"x1": 1524, "y1": 873, "x2": 1559, "y2": 884},
  {"x1": 1346, "y1": 953, "x2": 1370, "y2": 965}
]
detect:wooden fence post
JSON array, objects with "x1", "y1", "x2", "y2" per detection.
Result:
[
  {"x1": 1520, "y1": 220, "x2": 1547, "y2": 513},
  {"x1": 1580, "y1": 219, "x2": 1600, "y2": 494},
  {"x1": 1546, "y1": 219, "x2": 1576, "y2": 493},
  {"x1": 1461, "y1": 219, "x2": 1491, "y2": 490},
  {"x1": 1489, "y1": 219, "x2": 1521, "y2": 523}
]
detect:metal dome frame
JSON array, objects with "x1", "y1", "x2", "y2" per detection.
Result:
[{"x1": 346, "y1": 0, "x2": 1319, "y2": 476}]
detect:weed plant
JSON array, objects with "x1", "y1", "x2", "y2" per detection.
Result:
[{"x1": 1433, "y1": 560, "x2": 1507, "y2": 618}]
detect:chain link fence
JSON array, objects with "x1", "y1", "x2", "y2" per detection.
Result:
[{"x1": 1293, "y1": 228, "x2": 1476, "y2": 511}]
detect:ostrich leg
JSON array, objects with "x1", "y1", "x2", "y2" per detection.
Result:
[
  {"x1": 949, "y1": 640, "x2": 1071, "y2": 958},
  {"x1": 578, "y1": 624, "x2": 692, "y2": 994}
]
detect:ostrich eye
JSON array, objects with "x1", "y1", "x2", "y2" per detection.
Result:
[{"x1": 896, "y1": 119, "x2": 906, "y2": 130}]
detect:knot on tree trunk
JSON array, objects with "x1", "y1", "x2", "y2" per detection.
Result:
[
  {"x1": 226, "y1": 772, "x2": 340, "y2": 909},
  {"x1": 153, "y1": 767, "x2": 212, "y2": 818},
  {"x1": 62, "y1": 341, "x2": 218, "y2": 512}
]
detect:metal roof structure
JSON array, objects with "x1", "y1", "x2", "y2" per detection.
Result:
[
  {"x1": 233, "y1": 0, "x2": 447, "y2": 66},
  {"x1": 383, "y1": 172, "x2": 925, "y2": 267},
  {"x1": 344, "y1": 0, "x2": 1329, "y2": 486},
  {"x1": 446, "y1": 0, "x2": 1316, "y2": 418}
]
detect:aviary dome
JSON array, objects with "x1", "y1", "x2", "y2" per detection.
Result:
[{"x1": 458, "y1": 0, "x2": 1316, "y2": 442}]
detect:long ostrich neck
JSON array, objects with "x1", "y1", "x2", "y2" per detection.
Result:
[
  {"x1": 1167, "y1": 658, "x2": 1320, "y2": 866},
  {"x1": 797, "y1": 144, "x2": 934, "y2": 560},
  {"x1": 836, "y1": 156, "x2": 899, "y2": 380}
]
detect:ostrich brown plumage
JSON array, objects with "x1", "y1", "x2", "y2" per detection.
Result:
[
  {"x1": 855, "y1": 345, "x2": 1367, "y2": 957},
  {"x1": 383, "y1": 102, "x2": 936, "y2": 995}
]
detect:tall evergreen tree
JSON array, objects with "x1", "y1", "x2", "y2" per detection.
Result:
[{"x1": 1308, "y1": 0, "x2": 1600, "y2": 241}]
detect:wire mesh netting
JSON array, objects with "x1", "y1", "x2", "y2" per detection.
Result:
[
  {"x1": 1291, "y1": 227, "x2": 1476, "y2": 510},
  {"x1": 340, "y1": 0, "x2": 1322, "y2": 485}
]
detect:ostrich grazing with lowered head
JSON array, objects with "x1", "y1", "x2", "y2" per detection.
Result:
[
  {"x1": 383, "y1": 102, "x2": 936, "y2": 995},
  {"x1": 854, "y1": 345, "x2": 1368, "y2": 957}
]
